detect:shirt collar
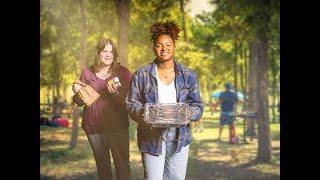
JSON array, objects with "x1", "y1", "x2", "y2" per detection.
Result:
[{"x1": 146, "y1": 58, "x2": 182, "y2": 78}]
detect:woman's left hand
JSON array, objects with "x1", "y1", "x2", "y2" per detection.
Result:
[
  {"x1": 107, "y1": 76, "x2": 122, "y2": 94},
  {"x1": 107, "y1": 83, "x2": 119, "y2": 94}
]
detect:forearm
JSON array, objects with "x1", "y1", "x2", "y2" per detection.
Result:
[
  {"x1": 108, "y1": 68, "x2": 132, "y2": 105},
  {"x1": 186, "y1": 76, "x2": 204, "y2": 121},
  {"x1": 72, "y1": 69, "x2": 87, "y2": 107},
  {"x1": 126, "y1": 72, "x2": 144, "y2": 124},
  {"x1": 189, "y1": 101, "x2": 204, "y2": 121},
  {"x1": 127, "y1": 103, "x2": 144, "y2": 123},
  {"x1": 72, "y1": 93, "x2": 85, "y2": 106}
]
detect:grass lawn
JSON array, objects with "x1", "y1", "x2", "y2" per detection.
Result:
[{"x1": 40, "y1": 108, "x2": 280, "y2": 180}]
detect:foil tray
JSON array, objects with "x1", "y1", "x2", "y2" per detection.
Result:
[{"x1": 143, "y1": 103, "x2": 190, "y2": 128}]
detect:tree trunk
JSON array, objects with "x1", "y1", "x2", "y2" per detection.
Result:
[
  {"x1": 244, "y1": 45, "x2": 248, "y2": 96},
  {"x1": 239, "y1": 60, "x2": 245, "y2": 116},
  {"x1": 70, "y1": 104, "x2": 80, "y2": 149},
  {"x1": 256, "y1": 32, "x2": 272, "y2": 163},
  {"x1": 117, "y1": 0, "x2": 130, "y2": 67},
  {"x1": 241, "y1": 45, "x2": 249, "y2": 134},
  {"x1": 233, "y1": 40, "x2": 238, "y2": 93},
  {"x1": 277, "y1": 89, "x2": 280, "y2": 117},
  {"x1": 242, "y1": 45, "x2": 248, "y2": 110},
  {"x1": 53, "y1": 53, "x2": 61, "y2": 97},
  {"x1": 246, "y1": 42, "x2": 258, "y2": 136},
  {"x1": 51, "y1": 86, "x2": 55, "y2": 113},
  {"x1": 179, "y1": 0, "x2": 188, "y2": 43},
  {"x1": 79, "y1": 0, "x2": 87, "y2": 70},
  {"x1": 63, "y1": 84, "x2": 67, "y2": 101},
  {"x1": 70, "y1": 0, "x2": 88, "y2": 148},
  {"x1": 240, "y1": 63, "x2": 245, "y2": 96},
  {"x1": 270, "y1": 48, "x2": 277, "y2": 123},
  {"x1": 55, "y1": 85, "x2": 60, "y2": 98}
]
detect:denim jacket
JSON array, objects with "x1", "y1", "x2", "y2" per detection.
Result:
[{"x1": 126, "y1": 59, "x2": 203, "y2": 155}]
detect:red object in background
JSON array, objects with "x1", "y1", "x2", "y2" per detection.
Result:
[
  {"x1": 229, "y1": 124, "x2": 239, "y2": 144},
  {"x1": 56, "y1": 118, "x2": 69, "y2": 128}
]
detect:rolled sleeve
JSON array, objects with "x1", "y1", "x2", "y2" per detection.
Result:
[
  {"x1": 126, "y1": 71, "x2": 144, "y2": 123},
  {"x1": 186, "y1": 73, "x2": 203, "y2": 121}
]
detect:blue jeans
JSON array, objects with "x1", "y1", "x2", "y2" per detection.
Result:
[{"x1": 142, "y1": 128, "x2": 189, "y2": 180}]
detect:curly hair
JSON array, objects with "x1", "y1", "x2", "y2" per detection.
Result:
[
  {"x1": 91, "y1": 38, "x2": 119, "y2": 74},
  {"x1": 150, "y1": 21, "x2": 181, "y2": 44}
]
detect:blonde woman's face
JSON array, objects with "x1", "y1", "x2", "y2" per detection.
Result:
[
  {"x1": 153, "y1": 35, "x2": 175, "y2": 62},
  {"x1": 99, "y1": 44, "x2": 114, "y2": 66}
]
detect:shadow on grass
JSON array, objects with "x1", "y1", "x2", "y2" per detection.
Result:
[
  {"x1": 40, "y1": 126, "x2": 75, "y2": 135},
  {"x1": 40, "y1": 175, "x2": 55, "y2": 180},
  {"x1": 40, "y1": 138, "x2": 92, "y2": 166},
  {"x1": 40, "y1": 172, "x2": 97, "y2": 180},
  {"x1": 40, "y1": 113, "x2": 279, "y2": 179},
  {"x1": 190, "y1": 136, "x2": 252, "y2": 159},
  {"x1": 40, "y1": 138, "x2": 67, "y2": 146},
  {"x1": 189, "y1": 134, "x2": 279, "y2": 179},
  {"x1": 187, "y1": 157, "x2": 280, "y2": 180},
  {"x1": 40, "y1": 137, "x2": 88, "y2": 147},
  {"x1": 200, "y1": 120, "x2": 220, "y2": 129},
  {"x1": 41, "y1": 145, "x2": 91, "y2": 161}
]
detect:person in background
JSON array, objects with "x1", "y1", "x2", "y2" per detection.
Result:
[{"x1": 214, "y1": 82, "x2": 238, "y2": 142}]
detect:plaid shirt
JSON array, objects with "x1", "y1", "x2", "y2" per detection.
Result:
[{"x1": 126, "y1": 59, "x2": 203, "y2": 155}]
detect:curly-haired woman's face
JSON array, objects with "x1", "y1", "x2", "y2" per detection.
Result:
[
  {"x1": 153, "y1": 35, "x2": 175, "y2": 62},
  {"x1": 99, "y1": 44, "x2": 114, "y2": 66}
]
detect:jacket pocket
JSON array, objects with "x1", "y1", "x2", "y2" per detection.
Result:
[
  {"x1": 144, "y1": 86, "x2": 156, "y2": 103},
  {"x1": 179, "y1": 84, "x2": 191, "y2": 102}
]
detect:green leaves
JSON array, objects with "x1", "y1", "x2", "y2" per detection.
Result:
[{"x1": 40, "y1": 0, "x2": 279, "y2": 104}]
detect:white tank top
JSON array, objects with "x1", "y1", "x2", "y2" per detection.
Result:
[
  {"x1": 155, "y1": 66, "x2": 177, "y2": 103},
  {"x1": 155, "y1": 66, "x2": 177, "y2": 141}
]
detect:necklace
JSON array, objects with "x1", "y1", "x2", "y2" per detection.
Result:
[{"x1": 159, "y1": 69, "x2": 174, "y2": 79}]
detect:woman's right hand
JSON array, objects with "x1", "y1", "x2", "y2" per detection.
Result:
[{"x1": 72, "y1": 83, "x2": 82, "y2": 93}]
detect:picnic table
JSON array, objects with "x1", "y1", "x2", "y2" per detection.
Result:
[{"x1": 231, "y1": 112, "x2": 257, "y2": 143}]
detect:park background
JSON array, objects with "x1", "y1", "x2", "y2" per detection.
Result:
[{"x1": 40, "y1": 0, "x2": 280, "y2": 179}]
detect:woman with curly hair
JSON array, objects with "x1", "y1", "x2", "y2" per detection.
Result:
[{"x1": 126, "y1": 22, "x2": 203, "y2": 180}]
